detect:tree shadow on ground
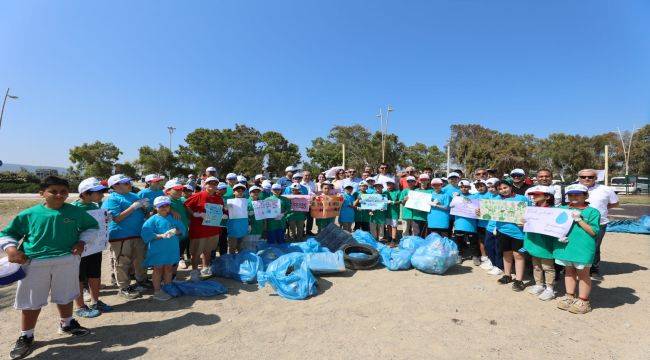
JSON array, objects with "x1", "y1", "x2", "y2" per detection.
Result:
[
  {"x1": 600, "y1": 261, "x2": 648, "y2": 276},
  {"x1": 30, "y1": 312, "x2": 219, "y2": 359}
]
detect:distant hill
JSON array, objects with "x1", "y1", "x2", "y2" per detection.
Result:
[{"x1": 0, "y1": 162, "x2": 68, "y2": 175}]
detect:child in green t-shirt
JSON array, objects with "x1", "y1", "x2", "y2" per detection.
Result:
[
  {"x1": 384, "y1": 180, "x2": 401, "y2": 246},
  {"x1": 353, "y1": 181, "x2": 371, "y2": 231},
  {"x1": 244, "y1": 186, "x2": 266, "y2": 250},
  {"x1": 399, "y1": 176, "x2": 418, "y2": 236},
  {"x1": 0, "y1": 176, "x2": 99, "y2": 359},
  {"x1": 368, "y1": 183, "x2": 388, "y2": 242},
  {"x1": 286, "y1": 183, "x2": 307, "y2": 241}
]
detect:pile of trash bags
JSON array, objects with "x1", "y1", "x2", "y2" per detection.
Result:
[
  {"x1": 162, "y1": 280, "x2": 228, "y2": 298},
  {"x1": 606, "y1": 215, "x2": 650, "y2": 235},
  {"x1": 410, "y1": 233, "x2": 459, "y2": 274},
  {"x1": 257, "y1": 252, "x2": 319, "y2": 300}
]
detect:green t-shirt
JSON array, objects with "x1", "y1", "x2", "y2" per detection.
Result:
[
  {"x1": 169, "y1": 196, "x2": 190, "y2": 229},
  {"x1": 385, "y1": 189, "x2": 401, "y2": 220},
  {"x1": 552, "y1": 206, "x2": 601, "y2": 264},
  {"x1": 247, "y1": 198, "x2": 265, "y2": 235},
  {"x1": 399, "y1": 188, "x2": 415, "y2": 220},
  {"x1": 354, "y1": 192, "x2": 370, "y2": 222},
  {"x1": 369, "y1": 192, "x2": 388, "y2": 224},
  {"x1": 411, "y1": 188, "x2": 433, "y2": 221},
  {"x1": 72, "y1": 200, "x2": 100, "y2": 211},
  {"x1": 265, "y1": 195, "x2": 291, "y2": 231},
  {"x1": 223, "y1": 186, "x2": 235, "y2": 201},
  {"x1": 0, "y1": 203, "x2": 99, "y2": 259}
]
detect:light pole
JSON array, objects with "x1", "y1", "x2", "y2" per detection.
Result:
[
  {"x1": 0, "y1": 88, "x2": 19, "y2": 129},
  {"x1": 617, "y1": 126, "x2": 637, "y2": 194},
  {"x1": 375, "y1": 105, "x2": 394, "y2": 163},
  {"x1": 167, "y1": 126, "x2": 176, "y2": 151}
]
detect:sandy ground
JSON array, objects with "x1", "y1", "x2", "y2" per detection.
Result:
[{"x1": 0, "y1": 230, "x2": 647, "y2": 360}]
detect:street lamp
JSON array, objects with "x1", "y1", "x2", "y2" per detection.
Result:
[
  {"x1": 375, "y1": 105, "x2": 394, "y2": 163},
  {"x1": 167, "y1": 126, "x2": 176, "y2": 151},
  {"x1": 0, "y1": 88, "x2": 19, "y2": 129}
]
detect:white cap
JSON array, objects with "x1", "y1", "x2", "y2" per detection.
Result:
[
  {"x1": 184, "y1": 184, "x2": 195, "y2": 191},
  {"x1": 237, "y1": 175, "x2": 247, "y2": 183},
  {"x1": 262, "y1": 180, "x2": 272, "y2": 190},
  {"x1": 206, "y1": 166, "x2": 217, "y2": 173},
  {"x1": 321, "y1": 180, "x2": 333, "y2": 186},
  {"x1": 292, "y1": 173, "x2": 303, "y2": 179},
  {"x1": 153, "y1": 196, "x2": 171, "y2": 208},
  {"x1": 430, "y1": 178, "x2": 443, "y2": 185},
  {"x1": 107, "y1": 174, "x2": 131, "y2": 188},
  {"x1": 289, "y1": 183, "x2": 301, "y2": 190},
  {"x1": 78, "y1": 177, "x2": 107, "y2": 194},
  {"x1": 164, "y1": 178, "x2": 185, "y2": 190},
  {"x1": 204, "y1": 176, "x2": 219, "y2": 184},
  {"x1": 565, "y1": 184, "x2": 589, "y2": 194},
  {"x1": 510, "y1": 168, "x2": 525, "y2": 176},
  {"x1": 144, "y1": 174, "x2": 164, "y2": 183},
  {"x1": 447, "y1": 172, "x2": 460, "y2": 178},
  {"x1": 406, "y1": 176, "x2": 416, "y2": 182},
  {"x1": 418, "y1": 173, "x2": 430, "y2": 180},
  {"x1": 459, "y1": 180, "x2": 471, "y2": 186},
  {"x1": 226, "y1": 173, "x2": 237, "y2": 180},
  {"x1": 359, "y1": 181, "x2": 368, "y2": 186},
  {"x1": 373, "y1": 182, "x2": 384, "y2": 187},
  {"x1": 486, "y1": 177, "x2": 500, "y2": 186},
  {"x1": 233, "y1": 183, "x2": 246, "y2": 191},
  {"x1": 249, "y1": 185, "x2": 262, "y2": 192},
  {"x1": 366, "y1": 177, "x2": 376, "y2": 182},
  {"x1": 216, "y1": 183, "x2": 228, "y2": 190},
  {"x1": 525, "y1": 185, "x2": 553, "y2": 195},
  {"x1": 285, "y1": 166, "x2": 296, "y2": 172},
  {"x1": 271, "y1": 183, "x2": 282, "y2": 190},
  {"x1": 254, "y1": 174, "x2": 264, "y2": 180}
]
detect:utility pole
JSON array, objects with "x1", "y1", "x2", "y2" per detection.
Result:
[
  {"x1": 604, "y1": 145, "x2": 609, "y2": 186},
  {"x1": 375, "y1": 105, "x2": 394, "y2": 163},
  {"x1": 0, "y1": 88, "x2": 19, "y2": 129},
  {"x1": 167, "y1": 126, "x2": 176, "y2": 151},
  {"x1": 342, "y1": 143, "x2": 346, "y2": 169},
  {"x1": 446, "y1": 137, "x2": 451, "y2": 176},
  {"x1": 617, "y1": 126, "x2": 637, "y2": 194}
]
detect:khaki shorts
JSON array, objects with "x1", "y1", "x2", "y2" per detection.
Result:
[
  {"x1": 15, "y1": 255, "x2": 81, "y2": 310},
  {"x1": 190, "y1": 236, "x2": 218, "y2": 255}
]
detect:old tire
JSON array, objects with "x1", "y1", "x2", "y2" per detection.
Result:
[{"x1": 341, "y1": 243, "x2": 380, "y2": 270}]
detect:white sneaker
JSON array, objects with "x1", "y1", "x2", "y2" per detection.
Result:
[
  {"x1": 178, "y1": 259, "x2": 188, "y2": 270},
  {"x1": 83, "y1": 288, "x2": 91, "y2": 302},
  {"x1": 190, "y1": 270, "x2": 200, "y2": 282},
  {"x1": 153, "y1": 290, "x2": 172, "y2": 301},
  {"x1": 538, "y1": 287, "x2": 556, "y2": 301},
  {"x1": 200, "y1": 267, "x2": 213, "y2": 278},
  {"x1": 480, "y1": 259, "x2": 493, "y2": 270},
  {"x1": 487, "y1": 267, "x2": 503, "y2": 276},
  {"x1": 527, "y1": 284, "x2": 545, "y2": 295}
]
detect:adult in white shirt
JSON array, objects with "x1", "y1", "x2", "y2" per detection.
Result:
[
  {"x1": 375, "y1": 163, "x2": 396, "y2": 188},
  {"x1": 578, "y1": 168, "x2": 619, "y2": 276},
  {"x1": 535, "y1": 169, "x2": 563, "y2": 206},
  {"x1": 301, "y1": 171, "x2": 317, "y2": 235},
  {"x1": 469, "y1": 168, "x2": 488, "y2": 194}
]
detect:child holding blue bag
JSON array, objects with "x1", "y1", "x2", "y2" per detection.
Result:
[
  {"x1": 141, "y1": 196, "x2": 187, "y2": 301},
  {"x1": 427, "y1": 178, "x2": 452, "y2": 238},
  {"x1": 339, "y1": 184, "x2": 356, "y2": 232}
]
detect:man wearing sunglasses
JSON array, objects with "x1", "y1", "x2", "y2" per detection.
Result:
[
  {"x1": 578, "y1": 169, "x2": 619, "y2": 277},
  {"x1": 509, "y1": 168, "x2": 530, "y2": 195},
  {"x1": 375, "y1": 163, "x2": 395, "y2": 189},
  {"x1": 470, "y1": 168, "x2": 488, "y2": 194}
]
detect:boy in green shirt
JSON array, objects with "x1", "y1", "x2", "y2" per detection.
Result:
[
  {"x1": 286, "y1": 183, "x2": 306, "y2": 241},
  {"x1": 266, "y1": 183, "x2": 291, "y2": 244},
  {"x1": 410, "y1": 174, "x2": 433, "y2": 237},
  {"x1": 399, "y1": 175, "x2": 418, "y2": 236},
  {"x1": 353, "y1": 181, "x2": 371, "y2": 231},
  {"x1": 1, "y1": 176, "x2": 99, "y2": 360},
  {"x1": 244, "y1": 186, "x2": 266, "y2": 250},
  {"x1": 368, "y1": 183, "x2": 388, "y2": 242},
  {"x1": 384, "y1": 179, "x2": 401, "y2": 246}
]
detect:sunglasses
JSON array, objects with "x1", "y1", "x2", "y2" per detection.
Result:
[
  {"x1": 579, "y1": 176, "x2": 596, "y2": 179},
  {"x1": 475, "y1": 172, "x2": 486, "y2": 175},
  {"x1": 511, "y1": 174, "x2": 523, "y2": 177}
]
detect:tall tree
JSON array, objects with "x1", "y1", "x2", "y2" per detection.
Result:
[
  {"x1": 114, "y1": 161, "x2": 139, "y2": 179},
  {"x1": 136, "y1": 145, "x2": 177, "y2": 177},
  {"x1": 69, "y1": 141, "x2": 122, "y2": 178},
  {"x1": 402, "y1": 143, "x2": 446, "y2": 170},
  {"x1": 260, "y1": 131, "x2": 301, "y2": 177},
  {"x1": 539, "y1": 134, "x2": 596, "y2": 181}
]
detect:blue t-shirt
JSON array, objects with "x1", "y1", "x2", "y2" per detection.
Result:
[
  {"x1": 103, "y1": 192, "x2": 146, "y2": 240},
  {"x1": 141, "y1": 214, "x2": 186, "y2": 266},
  {"x1": 427, "y1": 191, "x2": 451, "y2": 229},
  {"x1": 138, "y1": 188, "x2": 164, "y2": 211},
  {"x1": 339, "y1": 193, "x2": 356, "y2": 223},
  {"x1": 282, "y1": 184, "x2": 309, "y2": 195},
  {"x1": 277, "y1": 177, "x2": 292, "y2": 189},
  {"x1": 442, "y1": 184, "x2": 460, "y2": 197},
  {"x1": 227, "y1": 218, "x2": 249, "y2": 238},
  {"x1": 495, "y1": 194, "x2": 531, "y2": 240},
  {"x1": 453, "y1": 193, "x2": 478, "y2": 233}
]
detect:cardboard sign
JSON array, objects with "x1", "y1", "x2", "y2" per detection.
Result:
[
  {"x1": 203, "y1": 203, "x2": 224, "y2": 227},
  {"x1": 310, "y1": 195, "x2": 342, "y2": 219},
  {"x1": 253, "y1": 199, "x2": 282, "y2": 220},
  {"x1": 285, "y1": 195, "x2": 311, "y2": 212},
  {"x1": 523, "y1": 207, "x2": 573, "y2": 238},
  {"x1": 479, "y1": 199, "x2": 526, "y2": 224},
  {"x1": 359, "y1": 193, "x2": 387, "y2": 211},
  {"x1": 404, "y1": 190, "x2": 432, "y2": 212},
  {"x1": 226, "y1": 198, "x2": 249, "y2": 219},
  {"x1": 450, "y1": 196, "x2": 479, "y2": 219},
  {"x1": 80, "y1": 209, "x2": 110, "y2": 257}
]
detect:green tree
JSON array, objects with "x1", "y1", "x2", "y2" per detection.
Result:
[
  {"x1": 402, "y1": 142, "x2": 446, "y2": 170},
  {"x1": 136, "y1": 145, "x2": 177, "y2": 177},
  {"x1": 114, "y1": 161, "x2": 139, "y2": 179},
  {"x1": 539, "y1": 134, "x2": 596, "y2": 181},
  {"x1": 260, "y1": 131, "x2": 302, "y2": 177},
  {"x1": 69, "y1": 141, "x2": 122, "y2": 178},
  {"x1": 629, "y1": 124, "x2": 650, "y2": 175}
]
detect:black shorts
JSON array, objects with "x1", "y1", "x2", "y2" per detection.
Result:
[
  {"x1": 79, "y1": 252, "x2": 102, "y2": 281},
  {"x1": 497, "y1": 232, "x2": 523, "y2": 252}
]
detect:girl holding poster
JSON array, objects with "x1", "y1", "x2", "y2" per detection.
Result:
[
  {"x1": 523, "y1": 186, "x2": 557, "y2": 301},
  {"x1": 427, "y1": 178, "x2": 451, "y2": 238},
  {"x1": 225, "y1": 184, "x2": 250, "y2": 253},
  {"x1": 554, "y1": 184, "x2": 600, "y2": 314},
  {"x1": 339, "y1": 185, "x2": 356, "y2": 232},
  {"x1": 451, "y1": 180, "x2": 480, "y2": 265}
]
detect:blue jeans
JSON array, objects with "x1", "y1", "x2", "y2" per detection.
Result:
[
  {"x1": 484, "y1": 230, "x2": 503, "y2": 270},
  {"x1": 267, "y1": 228, "x2": 285, "y2": 244}
]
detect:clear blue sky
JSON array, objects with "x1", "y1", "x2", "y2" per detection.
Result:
[{"x1": 1, "y1": 1, "x2": 648, "y2": 168}]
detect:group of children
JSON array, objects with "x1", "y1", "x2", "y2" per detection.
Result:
[{"x1": 0, "y1": 166, "x2": 603, "y2": 359}]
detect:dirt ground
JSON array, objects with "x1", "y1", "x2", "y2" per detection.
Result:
[{"x1": 0, "y1": 201, "x2": 648, "y2": 359}]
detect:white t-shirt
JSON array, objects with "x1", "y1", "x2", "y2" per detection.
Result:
[
  {"x1": 301, "y1": 180, "x2": 317, "y2": 195},
  {"x1": 375, "y1": 174, "x2": 395, "y2": 187},
  {"x1": 587, "y1": 184, "x2": 619, "y2": 225}
]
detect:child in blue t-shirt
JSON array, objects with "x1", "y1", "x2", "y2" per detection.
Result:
[
  {"x1": 451, "y1": 180, "x2": 481, "y2": 265},
  {"x1": 427, "y1": 178, "x2": 452, "y2": 237},
  {"x1": 138, "y1": 174, "x2": 165, "y2": 215},
  {"x1": 339, "y1": 185, "x2": 356, "y2": 232}
]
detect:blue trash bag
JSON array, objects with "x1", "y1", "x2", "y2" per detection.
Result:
[
  {"x1": 410, "y1": 236, "x2": 459, "y2": 274},
  {"x1": 257, "y1": 253, "x2": 318, "y2": 300},
  {"x1": 257, "y1": 247, "x2": 288, "y2": 269},
  {"x1": 398, "y1": 235, "x2": 429, "y2": 250},
  {"x1": 211, "y1": 251, "x2": 264, "y2": 283},
  {"x1": 348, "y1": 252, "x2": 371, "y2": 260},
  {"x1": 287, "y1": 238, "x2": 327, "y2": 254},
  {"x1": 606, "y1": 215, "x2": 650, "y2": 235},
  {"x1": 162, "y1": 280, "x2": 228, "y2": 297},
  {"x1": 351, "y1": 230, "x2": 385, "y2": 250},
  {"x1": 379, "y1": 246, "x2": 415, "y2": 271},
  {"x1": 305, "y1": 250, "x2": 346, "y2": 274}
]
